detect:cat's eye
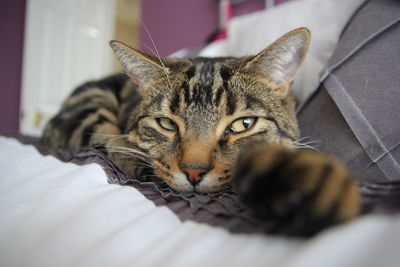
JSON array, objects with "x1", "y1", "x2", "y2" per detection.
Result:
[
  {"x1": 157, "y1": 118, "x2": 178, "y2": 131},
  {"x1": 229, "y1": 117, "x2": 256, "y2": 133}
]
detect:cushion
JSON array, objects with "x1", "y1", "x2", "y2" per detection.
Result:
[
  {"x1": 297, "y1": 0, "x2": 400, "y2": 185},
  {"x1": 199, "y1": 0, "x2": 366, "y2": 102}
]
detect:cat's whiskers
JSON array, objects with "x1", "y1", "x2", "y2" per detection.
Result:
[
  {"x1": 106, "y1": 148, "x2": 150, "y2": 161},
  {"x1": 105, "y1": 149, "x2": 153, "y2": 167},
  {"x1": 136, "y1": 15, "x2": 173, "y2": 91},
  {"x1": 90, "y1": 133, "x2": 129, "y2": 142},
  {"x1": 87, "y1": 134, "x2": 151, "y2": 161},
  {"x1": 139, "y1": 41, "x2": 174, "y2": 88},
  {"x1": 138, "y1": 41, "x2": 158, "y2": 59},
  {"x1": 294, "y1": 136, "x2": 313, "y2": 143},
  {"x1": 109, "y1": 146, "x2": 153, "y2": 159},
  {"x1": 116, "y1": 70, "x2": 161, "y2": 93},
  {"x1": 292, "y1": 137, "x2": 321, "y2": 152},
  {"x1": 90, "y1": 133, "x2": 129, "y2": 137},
  {"x1": 87, "y1": 133, "x2": 129, "y2": 149},
  {"x1": 292, "y1": 143, "x2": 319, "y2": 150},
  {"x1": 133, "y1": 161, "x2": 153, "y2": 169},
  {"x1": 293, "y1": 140, "x2": 320, "y2": 147},
  {"x1": 235, "y1": 55, "x2": 251, "y2": 75},
  {"x1": 105, "y1": 148, "x2": 153, "y2": 168}
]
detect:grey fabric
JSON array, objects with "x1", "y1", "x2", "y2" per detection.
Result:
[
  {"x1": 298, "y1": 0, "x2": 400, "y2": 184},
  {"x1": 321, "y1": 0, "x2": 400, "y2": 80}
]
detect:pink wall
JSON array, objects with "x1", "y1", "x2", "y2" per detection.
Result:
[
  {"x1": 140, "y1": 0, "x2": 293, "y2": 57},
  {"x1": 0, "y1": 0, "x2": 26, "y2": 134},
  {"x1": 140, "y1": 0, "x2": 219, "y2": 57}
]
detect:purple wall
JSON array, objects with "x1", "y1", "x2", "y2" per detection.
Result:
[
  {"x1": 0, "y1": 0, "x2": 26, "y2": 134},
  {"x1": 140, "y1": 0, "x2": 219, "y2": 57},
  {"x1": 233, "y1": 0, "x2": 265, "y2": 17},
  {"x1": 140, "y1": 0, "x2": 293, "y2": 57}
]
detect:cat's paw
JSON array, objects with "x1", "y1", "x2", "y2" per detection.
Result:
[{"x1": 234, "y1": 145, "x2": 360, "y2": 236}]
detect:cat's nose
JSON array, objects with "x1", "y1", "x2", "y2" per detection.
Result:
[{"x1": 181, "y1": 166, "x2": 209, "y2": 186}]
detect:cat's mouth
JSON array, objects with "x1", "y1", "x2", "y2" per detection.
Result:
[
  {"x1": 168, "y1": 171, "x2": 231, "y2": 193},
  {"x1": 150, "y1": 160, "x2": 231, "y2": 193}
]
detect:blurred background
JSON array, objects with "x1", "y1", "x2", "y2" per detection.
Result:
[{"x1": 0, "y1": 0, "x2": 293, "y2": 136}]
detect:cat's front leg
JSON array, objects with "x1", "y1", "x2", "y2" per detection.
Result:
[{"x1": 233, "y1": 144, "x2": 360, "y2": 236}]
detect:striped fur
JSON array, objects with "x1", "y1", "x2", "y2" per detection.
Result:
[{"x1": 41, "y1": 28, "x2": 360, "y2": 234}]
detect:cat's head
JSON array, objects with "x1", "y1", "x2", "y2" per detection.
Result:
[{"x1": 110, "y1": 28, "x2": 310, "y2": 192}]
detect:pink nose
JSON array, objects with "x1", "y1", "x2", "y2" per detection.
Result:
[{"x1": 181, "y1": 167, "x2": 209, "y2": 186}]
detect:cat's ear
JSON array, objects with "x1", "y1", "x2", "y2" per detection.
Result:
[
  {"x1": 110, "y1": 40, "x2": 168, "y2": 84},
  {"x1": 245, "y1": 28, "x2": 310, "y2": 98}
]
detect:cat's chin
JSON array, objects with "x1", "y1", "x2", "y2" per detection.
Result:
[
  {"x1": 195, "y1": 184, "x2": 229, "y2": 193},
  {"x1": 167, "y1": 182, "x2": 229, "y2": 194},
  {"x1": 162, "y1": 172, "x2": 229, "y2": 193},
  {"x1": 170, "y1": 186, "x2": 228, "y2": 194}
]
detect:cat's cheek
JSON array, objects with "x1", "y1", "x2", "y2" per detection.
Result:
[
  {"x1": 195, "y1": 172, "x2": 232, "y2": 193},
  {"x1": 150, "y1": 165, "x2": 184, "y2": 191},
  {"x1": 170, "y1": 172, "x2": 195, "y2": 192},
  {"x1": 195, "y1": 181, "x2": 227, "y2": 193}
]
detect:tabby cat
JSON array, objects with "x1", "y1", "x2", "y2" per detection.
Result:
[{"x1": 41, "y1": 28, "x2": 360, "y2": 235}]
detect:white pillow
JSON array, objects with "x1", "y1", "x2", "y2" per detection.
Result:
[{"x1": 199, "y1": 0, "x2": 366, "y2": 102}]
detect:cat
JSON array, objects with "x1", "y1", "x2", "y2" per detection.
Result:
[{"x1": 41, "y1": 28, "x2": 360, "y2": 235}]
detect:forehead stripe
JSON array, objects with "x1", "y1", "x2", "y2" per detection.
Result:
[
  {"x1": 215, "y1": 86, "x2": 224, "y2": 105},
  {"x1": 219, "y1": 65, "x2": 236, "y2": 115},
  {"x1": 182, "y1": 81, "x2": 191, "y2": 104},
  {"x1": 169, "y1": 91, "x2": 181, "y2": 113},
  {"x1": 226, "y1": 91, "x2": 236, "y2": 115},
  {"x1": 220, "y1": 65, "x2": 232, "y2": 90},
  {"x1": 185, "y1": 66, "x2": 195, "y2": 80}
]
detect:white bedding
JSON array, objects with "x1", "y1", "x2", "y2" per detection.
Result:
[{"x1": 1, "y1": 136, "x2": 399, "y2": 267}]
